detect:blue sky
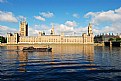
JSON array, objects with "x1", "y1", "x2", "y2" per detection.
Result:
[{"x1": 0, "y1": 0, "x2": 121, "y2": 36}]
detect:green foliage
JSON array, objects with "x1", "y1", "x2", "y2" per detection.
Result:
[
  {"x1": 0, "y1": 36, "x2": 7, "y2": 43},
  {"x1": 108, "y1": 38, "x2": 121, "y2": 42},
  {"x1": 116, "y1": 38, "x2": 121, "y2": 42},
  {"x1": 108, "y1": 38, "x2": 114, "y2": 41}
]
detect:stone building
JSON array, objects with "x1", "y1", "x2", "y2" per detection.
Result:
[
  {"x1": 94, "y1": 33, "x2": 120, "y2": 43},
  {"x1": 7, "y1": 21, "x2": 94, "y2": 44},
  {"x1": 20, "y1": 21, "x2": 28, "y2": 36},
  {"x1": 7, "y1": 33, "x2": 19, "y2": 44}
]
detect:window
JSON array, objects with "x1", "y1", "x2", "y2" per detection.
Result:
[{"x1": 21, "y1": 28, "x2": 24, "y2": 31}]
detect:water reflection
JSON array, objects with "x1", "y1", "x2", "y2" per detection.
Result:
[
  {"x1": 17, "y1": 51, "x2": 28, "y2": 72},
  {"x1": 1, "y1": 45, "x2": 121, "y2": 81},
  {"x1": 4, "y1": 45, "x2": 95, "y2": 72}
]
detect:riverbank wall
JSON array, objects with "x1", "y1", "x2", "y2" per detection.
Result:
[
  {"x1": 104, "y1": 42, "x2": 121, "y2": 47},
  {"x1": 0, "y1": 43, "x2": 106, "y2": 47}
]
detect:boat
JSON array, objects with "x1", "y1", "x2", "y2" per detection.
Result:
[{"x1": 22, "y1": 46, "x2": 52, "y2": 52}]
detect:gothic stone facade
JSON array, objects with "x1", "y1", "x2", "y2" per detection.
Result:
[{"x1": 7, "y1": 22, "x2": 94, "y2": 44}]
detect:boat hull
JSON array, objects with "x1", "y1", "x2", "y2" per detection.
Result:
[{"x1": 22, "y1": 47, "x2": 52, "y2": 52}]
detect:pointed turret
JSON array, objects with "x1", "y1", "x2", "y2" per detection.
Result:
[
  {"x1": 50, "y1": 23, "x2": 55, "y2": 35},
  {"x1": 88, "y1": 23, "x2": 93, "y2": 36}
]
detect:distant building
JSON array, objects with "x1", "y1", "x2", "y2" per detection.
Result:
[
  {"x1": 88, "y1": 23, "x2": 93, "y2": 36},
  {"x1": 94, "y1": 33, "x2": 119, "y2": 43},
  {"x1": 7, "y1": 33, "x2": 19, "y2": 44},
  {"x1": 20, "y1": 21, "x2": 28, "y2": 36},
  {"x1": 0, "y1": 36, "x2": 7, "y2": 43},
  {"x1": 7, "y1": 21, "x2": 94, "y2": 44},
  {"x1": 50, "y1": 24, "x2": 55, "y2": 35},
  {"x1": 119, "y1": 33, "x2": 121, "y2": 38}
]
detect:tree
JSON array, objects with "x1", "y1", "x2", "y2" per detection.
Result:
[
  {"x1": 108, "y1": 38, "x2": 114, "y2": 42},
  {"x1": 116, "y1": 38, "x2": 121, "y2": 42},
  {"x1": 0, "y1": 36, "x2": 7, "y2": 43}
]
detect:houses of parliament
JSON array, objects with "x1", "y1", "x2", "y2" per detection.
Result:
[{"x1": 7, "y1": 21, "x2": 94, "y2": 44}]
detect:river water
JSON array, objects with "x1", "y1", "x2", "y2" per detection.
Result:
[{"x1": 0, "y1": 45, "x2": 121, "y2": 81}]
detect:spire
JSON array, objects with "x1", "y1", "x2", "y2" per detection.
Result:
[
  {"x1": 88, "y1": 23, "x2": 93, "y2": 36},
  {"x1": 52, "y1": 23, "x2": 54, "y2": 29},
  {"x1": 88, "y1": 23, "x2": 92, "y2": 28},
  {"x1": 89, "y1": 22, "x2": 91, "y2": 26},
  {"x1": 50, "y1": 23, "x2": 55, "y2": 35}
]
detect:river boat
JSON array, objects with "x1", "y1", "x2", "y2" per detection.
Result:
[{"x1": 22, "y1": 46, "x2": 52, "y2": 52}]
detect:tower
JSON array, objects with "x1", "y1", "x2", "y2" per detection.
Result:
[
  {"x1": 88, "y1": 23, "x2": 93, "y2": 36},
  {"x1": 50, "y1": 24, "x2": 55, "y2": 35},
  {"x1": 20, "y1": 21, "x2": 28, "y2": 36}
]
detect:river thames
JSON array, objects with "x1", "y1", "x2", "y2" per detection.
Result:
[{"x1": 0, "y1": 45, "x2": 121, "y2": 81}]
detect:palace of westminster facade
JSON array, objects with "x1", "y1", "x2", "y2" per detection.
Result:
[{"x1": 7, "y1": 21, "x2": 94, "y2": 44}]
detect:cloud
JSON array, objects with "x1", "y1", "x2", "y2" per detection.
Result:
[
  {"x1": 40, "y1": 12, "x2": 54, "y2": 18},
  {"x1": 28, "y1": 27, "x2": 39, "y2": 36},
  {"x1": 0, "y1": 21, "x2": 90, "y2": 36},
  {"x1": 34, "y1": 24, "x2": 49, "y2": 30},
  {"x1": 65, "y1": 21, "x2": 77, "y2": 27},
  {"x1": 94, "y1": 23, "x2": 121, "y2": 34},
  {"x1": 34, "y1": 16, "x2": 45, "y2": 21},
  {"x1": 74, "y1": 27, "x2": 87, "y2": 33},
  {"x1": 0, "y1": 10, "x2": 18, "y2": 22},
  {"x1": 72, "y1": 13, "x2": 80, "y2": 18},
  {"x1": 28, "y1": 24, "x2": 50, "y2": 36},
  {"x1": 0, "y1": 24, "x2": 49, "y2": 36},
  {"x1": 18, "y1": 16, "x2": 26, "y2": 21},
  {"x1": 84, "y1": 7, "x2": 121, "y2": 34},
  {"x1": 85, "y1": 7, "x2": 121, "y2": 24},
  {"x1": 59, "y1": 24, "x2": 74, "y2": 32},
  {"x1": 0, "y1": 25, "x2": 18, "y2": 36},
  {"x1": 28, "y1": 21, "x2": 77, "y2": 36},
  {"x1": 53, "y1": 24, "x2": 89, "y2": 36},
  {"x1": 34, "y1": 12, "x2": 54, "y2": 21},
  {"x1": 51, "y1": 21, "x2": 78, "y2": 35}
]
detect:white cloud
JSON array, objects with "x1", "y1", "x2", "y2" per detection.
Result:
[
  {"x1": 54, "y1": 24, "x2": 89, "y2": 36},
  {"x1": 28, "y1": 21, "x2": 77, "y2": 36},
  {"x1": 51, "y1": 21, "x2": 78, "y2": 35},
  {"x1": 28, "y1": 24, "x2": 50, "y2": 36},
  {"x1": 85, "y1": 7, "x2": 121, "y2": 24},
  {"x1": 40, "y1": 12, "x2": 54, "y2": 18},
  {"x1": 96, "y1": 23, "x2": 121, "y2": 34},
  {"x1": 0, "y1": 10, "x2": 18, "y2": 22},
  {"x1": 72, "y1": 13, "x2": 80, "y2": 18},
  {"x1": 60, "y1": 24, "x2": 74, "y2": 32},
  {"x1": 18, "y1": 16, "x2": 26, "y2": 21},
  {"x1": 34, "y1": 24, "x2": 49, "y2": 30},
  {"x1": 28, "y1": 21, "x2": 78, "y2": 36},
  {"x1": 34, "y1": 16, "x2": 45, "y2": 21},
  {"x1": 0, "y1": 25, "x2": 18, "y2": 36},
  {"x1": 28, "y1": 27, "x2": 39, "y2": 36},
  {"x1": 65, "y1": 21, "x2": 77, "y2": 27},
  {"x1": 0, "y1": 24, "x2": 49, "y2": 36},
  {"x1": 0, "y1": 23, "x2": 89, "y2": 37},
  {"x1": 34, "y1": 12, "x2": 54, "y2": 22},
  {"x1": 84, "y1": 7, "x2": 121, "y2": 34},
  {"x1": 74, "y1": 27, "x2": 87, "y2": 33}
]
